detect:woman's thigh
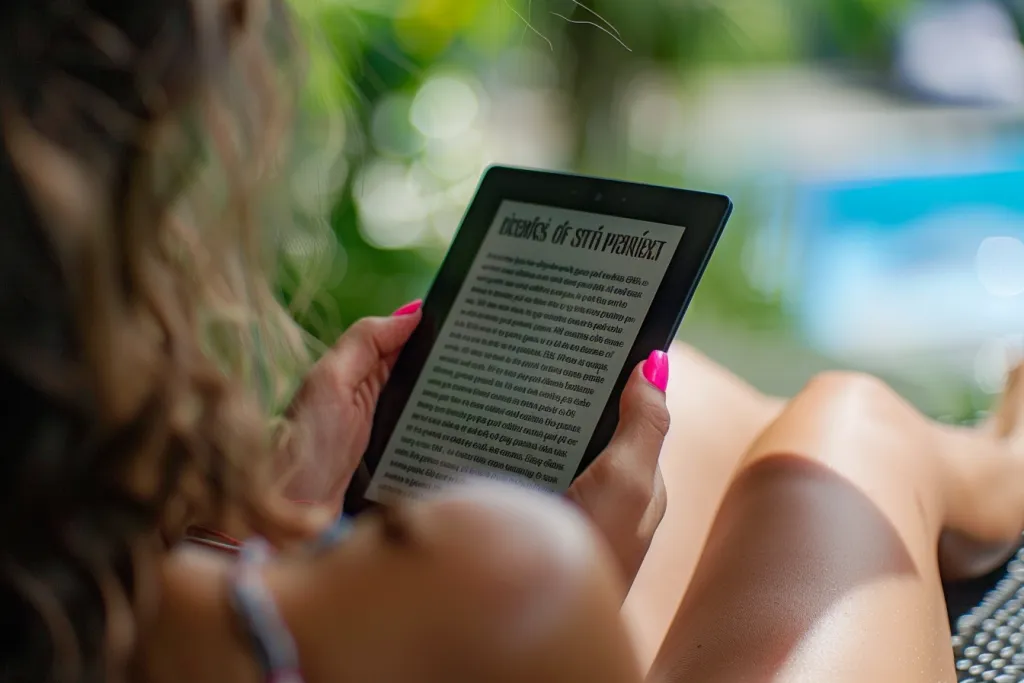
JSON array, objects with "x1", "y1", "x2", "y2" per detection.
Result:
[
  {"x1": 648, "y1": 372, "x2": 957, "y2": 683},
  {"x1": 623, "y1": 344, "x2": 782, "y2": 669}
]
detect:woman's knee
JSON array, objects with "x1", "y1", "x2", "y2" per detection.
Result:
[
  {"x1": 797, "y1": 370, "x2": 902, "y2": 414},
  {"x1": 738, "y1": 370, "x2": 941, "y2": 547},
  {"x1": 786, "y1": 370, "x2": 927, "y2": 438},
  {"x1": 661, "y1": 343, "x2": 780, "y2": 464},
  {"x1": 745, "y1": 370, "x2": 932, "y2": 481}
]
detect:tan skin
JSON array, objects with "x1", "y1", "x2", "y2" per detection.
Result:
[
  {"x1": 135, "y1": 307, "x2": 670, "y2": 683},
  {"x1": 642, "y1": 353, "x2": 1024, "y2": 682},
  {"x1": 135, "y1": 327, "x2": 1024, "y2": 683},
  {"x1": 14, "y1": 0, "x2": 1022, "y2": 677}
]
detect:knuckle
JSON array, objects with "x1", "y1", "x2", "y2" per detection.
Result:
[
  {"x1": 621, "y1": 388, "x2": 671, "y2": 437},
  {"x1": 647, "y1": 400, "x2": 671, "y2": 438},
  {"x1": 619, "y1": 468, "x2": 657, "y2": 513},
  {"x1": 583, "y1": 454, "x2": 655, "y2": 514},
  {"x1": 346, "y1": 317, "x2": 378, "y2": 341},
  {"x1": 627, "y1": 397, "x2": 670, "y2": 443},
  {"x1": 342, "y1": 317, "x2": 388, "y2": 353}
]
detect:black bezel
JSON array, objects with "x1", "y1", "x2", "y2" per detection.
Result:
[{"x1": 344, "y1": 166, "x2": 733, "y2": 516}]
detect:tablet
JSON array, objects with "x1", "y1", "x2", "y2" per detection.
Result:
[{"x1": 344, "y1": 166, "x2": 732, "y2": 514}]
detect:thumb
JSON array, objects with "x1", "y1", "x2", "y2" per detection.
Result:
[
  {"x1": 604, "y1": 351, "x2": 671, "y2": 477},
  {"x1": 324, "y1": 301, "x2": 423, "y2": 378}
]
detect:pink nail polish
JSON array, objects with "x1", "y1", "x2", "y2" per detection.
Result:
[
  {"x1": 643, "y1": 350, "x2": 669, "y2": 393},
  {"x1": 392, "y1": 300, "x2": 423, "y2": 317}
]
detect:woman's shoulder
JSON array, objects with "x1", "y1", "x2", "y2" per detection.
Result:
[{"x1": 272, "y1": 482, "x2": 638, "y2": 683}]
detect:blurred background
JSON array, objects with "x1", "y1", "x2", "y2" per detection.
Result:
[{"x1": 278, "y1": 0, "x2": 1024, "y2": 421}]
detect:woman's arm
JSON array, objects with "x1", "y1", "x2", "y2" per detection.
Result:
[{"x1": 134, "y1": 482, "x2": 644, "y2": 683}]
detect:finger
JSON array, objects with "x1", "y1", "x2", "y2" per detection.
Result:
[
  {"x1": 602, "y1": 351, "x2": 671, "y2": 477},
  {"x1": 325, "y1": 302, "x2": 423, "y2": 378}
]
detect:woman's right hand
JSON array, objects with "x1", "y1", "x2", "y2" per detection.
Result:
[{"x1": 567, "y1": 351, "x2": 671, "y2": 591}]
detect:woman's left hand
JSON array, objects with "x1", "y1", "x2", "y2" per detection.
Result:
[{"x1": 281, "y1": 301, "x2": 423, "y2": 513}]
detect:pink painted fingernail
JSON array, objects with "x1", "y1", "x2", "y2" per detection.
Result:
[
  {"x1": 392, "y1": 300, "x2": 423, "y2": 317},
  {"x1": 643, "y1": 350, "x2": 669, "y2": 393}
]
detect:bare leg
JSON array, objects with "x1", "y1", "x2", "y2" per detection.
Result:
[
  {"x1": 647, "y1": 367, "x2": 1024, "y2": 682},
  {"x1": 624, "y1": 344, "x2": 783, "y2": 668}
]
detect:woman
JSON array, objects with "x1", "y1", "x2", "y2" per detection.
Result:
[
  {"x1": 1, "y1": 2, "x2": 666, "y2": 681},
  {"x1": 3, "y1": 1, "x2": 1024, "y2": 682}
]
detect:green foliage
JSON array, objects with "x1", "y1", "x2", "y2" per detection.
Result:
[
  {"x1": 276, "y1": 0, "x2": 835, "y2": 347},
  {"x1": 277, "y1": 0, "x2": 911, "y2": 372},
  {"x1": 811, "y1": 0, "x2": 915, "y2": 63}
]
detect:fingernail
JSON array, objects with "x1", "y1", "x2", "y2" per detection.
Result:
[
  {"x1": 643, "y1": 350, "x2": 669, "y2": 393},
  {"x1": 392, "y1": 299, "x2": 423, "y2": 317}
]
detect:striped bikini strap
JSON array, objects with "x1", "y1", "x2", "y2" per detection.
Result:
[
  {"x1": 230, "y1": 538, "x2": 304, "y2": 683},
  {"x1": 228, "y1": 518, "x2": 355, "y2": 683}
]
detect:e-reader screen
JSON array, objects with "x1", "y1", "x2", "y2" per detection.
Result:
[{"x1": 363, "y1": 200, "x2": 686, "y2": 503}]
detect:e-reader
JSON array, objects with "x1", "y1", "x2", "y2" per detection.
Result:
[{"x1": 344, "y1": 166, "x2": 732, "y2": 515}]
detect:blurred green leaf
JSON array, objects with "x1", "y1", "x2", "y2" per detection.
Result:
[{"x1": 276, "y1": 0, "x2": 983, "y2": 416}]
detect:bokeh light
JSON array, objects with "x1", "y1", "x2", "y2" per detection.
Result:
[
  {"x1": 355, "y1": 160, "x2": 431, "y2": 249},
  {"x1": 410, "y1": 74, "x2": 482, "y2": 141},
  {"x1": 975, "y1": 335, "x2": 1024, "y2": 394},
  {"x1": 372, "y1": 93, "x2": 424, "y2": 157},
  {"x1": 289, "y1": 0, "x2": 1024, "y2": 419},
  {"x1": 977, "y1": 235, "x2": 1024, "y2": 297}
]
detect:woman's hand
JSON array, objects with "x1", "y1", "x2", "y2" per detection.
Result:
[
  {"x1": 283, "y1": 312, "x2": 671, "y2": 588},
  {"x1": 567, "y1": 351, "x2": 671, "y2": 591},
  {"x1": 281, "y1": 301, "x2": 423, "y2": 513}
]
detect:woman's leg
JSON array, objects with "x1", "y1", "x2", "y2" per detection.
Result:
[
  {"x1": 647, "y1": 367, "x2": 1024, "y2": 682},
  {"x1": 623, "y1": 344, "x2": 783, "y2": 667}
]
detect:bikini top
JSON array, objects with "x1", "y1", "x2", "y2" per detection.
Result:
[{"x1": 228, "y1": 518, "x2": 355, "y2": 683}]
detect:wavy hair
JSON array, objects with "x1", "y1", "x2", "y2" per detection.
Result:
[{"x1": 0, "y1": 1, "x2": 314, "y2": 681}]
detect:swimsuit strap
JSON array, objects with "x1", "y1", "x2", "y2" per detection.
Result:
[
  {"x1": 309, "y1": 515, "x2": 355, "y2": 554},
  {"x1": 229, "y1": 517, "x2": 355, "y2": 683}
]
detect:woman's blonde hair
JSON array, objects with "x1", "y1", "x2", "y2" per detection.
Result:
[{"x1": 0, "y1": 0, "x2": 314, "y2": 680}]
